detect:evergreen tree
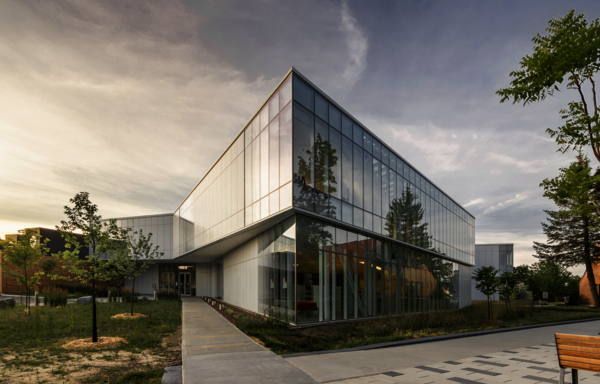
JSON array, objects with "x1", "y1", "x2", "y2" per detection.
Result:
[
  {"x1": 385, "y1": 185, "x2": 432, "y2": 249},
  {"x1": 536, "y1": 155, "x2": 600, "y2": 307}
]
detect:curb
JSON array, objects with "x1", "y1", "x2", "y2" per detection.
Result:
[{"x1": 282, "y1": 316, "x2": 600, "y2": 358}]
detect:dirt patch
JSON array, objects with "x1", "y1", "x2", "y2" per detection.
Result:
[
  {"x1": 206, "y1": 298, "x2": 261, "y2": 326},
  {"x1": 112, "y1": 313, "x2": 147, "y2": 319},
  {"x1": 63, "y1": 337, "x2": 128, "y2": 350},
  {"x1": 0, "y1": 326, "x2": 182, "y2": 383}
]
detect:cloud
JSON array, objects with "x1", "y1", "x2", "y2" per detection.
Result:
[
  {"x1": 464, "y1": 198, "x2": 485, "y2": 207},
  {"x1": 339, "y1": 0, "x2": 368, "y2": 90},
  {"x1": 486, "y1": 153, "x2": 546, "y2": 173},
  {"x1": 387, "y1": 123, "x2": 475, "y2": 172},
  {"x1": 481, "y1": 191, "x2": 534, "y2": 215}
]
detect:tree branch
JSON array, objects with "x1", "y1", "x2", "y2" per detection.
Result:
[{"x1": 572, "y1": 71, "x2": 600, "y2": 162}]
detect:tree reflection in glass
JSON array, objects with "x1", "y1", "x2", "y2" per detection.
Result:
[{"x1": 384, "y1": 185, "x2": 432, "y2": 249}]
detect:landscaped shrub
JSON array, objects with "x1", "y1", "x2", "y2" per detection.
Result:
[
  {"x1": 122, "y1": 288, "x2": 139, "y2": 304},
  {"x1": 42, "y1": 286, "x2": 68, "y2": 307},
  {"x1": 156, "y1": 288, "x2": 180, "y2": 301}
]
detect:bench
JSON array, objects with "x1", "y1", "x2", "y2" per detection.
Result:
[{"x1": 555, "y1": 333, "x2": 600, "y2": 384}]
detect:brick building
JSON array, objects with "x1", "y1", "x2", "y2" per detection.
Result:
[
  {"x1": 580, "y1": 263, "x2": 600, "y2": 306},
  {"x1": 0, "y1": 227, "x2": 89, "y2": 293}
]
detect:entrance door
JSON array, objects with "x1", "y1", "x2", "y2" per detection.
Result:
[
  {"x1": 179, "y1": 272, "x2": 191, "y2": 296},
  {"x1": 162, "y1": 272, "x2": 175, "y2": 289}
]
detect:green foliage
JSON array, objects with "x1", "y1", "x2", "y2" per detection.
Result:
[
  {"x1": 527, "y1": 261, "x2": 578, "y2": 302},
  {"x1": 156, "y1": 288, "x2": 181, "y2": 302},
  {"x1": 54, "y1": 192, "x2": 128, "y2": 342},
  {"x1": 0, "y1": 228, "x2": 49, "y2": 313},
  {"x1": 474, "y1": 266, "x2": 499, "y2": 320},
  {"x1": 498, "y1": 271, "x2": 518, "y2": 308},
  {"x1": 40, "y1": 258, "x2": 58, "y2": 277},
  {"x1": 42, "y1": 286, "x2": 68, "y2": 307},
  {"x1": 497, "y1": 10, "x2": 600, "y2": 161},
  {"x1": 111, "y1": 228, "x2": 163, "y2": 315}
]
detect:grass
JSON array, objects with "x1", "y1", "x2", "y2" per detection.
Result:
[
  {"x1": 234, "y1": 301, "x2": 600, "y2": 355},
  {"x1": 82, "y1": 365, "x2": 165, "y2": 384},
  {"x1": 0, "y1": 300, "x2": 181, "y2": 357}
]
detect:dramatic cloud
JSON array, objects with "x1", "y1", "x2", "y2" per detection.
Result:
[
  {"x1": 339, "y1": 0, "x2": 369, "y2": 90},
  {"x1": 464, "y1": 198, "x2": 486, "y2": 207},
  {"x1": 486, "y1": 153, "x2": 547, "y2": 174}
]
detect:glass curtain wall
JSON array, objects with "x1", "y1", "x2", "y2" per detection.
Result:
[
  {"x1": 291, "y1": 74, "x2": 475, "y2": 265},
  {"x1": 258, "y1": 217, "x2": 296, "y2": 320},
  {"x1": 173, "y1": 76, "x2": 294, "y2": 257},
  {"x1": 295, "y1": 214, "x2": 460, "y2": 324}
]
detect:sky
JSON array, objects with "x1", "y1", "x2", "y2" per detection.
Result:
[{"x1": 1, "y1": 0, "x2": 599, "y2": 275}]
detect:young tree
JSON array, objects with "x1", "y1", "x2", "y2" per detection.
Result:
[
  {"x1": 0, "y1": 229, "x2": 49, "y2": 313},
  {"x1": 114, "y1": 228, "x2": 163, "y2": 316},
  {"x1": 40, "y1": 258, "x2": 58, "y2": 277},
  {"x1": 528, "y1": 261, "x2": 574, "y2": 303},
  {"x1": 54, "y1": 192, "x2": 126, "y2": 342},
  {"x1": 474, "y1": 266, "x2": 499, "y2": 320},
  {"x1": 498, "y1": 271, "x2": 518, "y2": 309},
  {"x1": 538, "y1": 154, "x2": 600, "y2": 306},
  {"x1": 497, "y1": 10, "x2": 600, "y2": 163}
]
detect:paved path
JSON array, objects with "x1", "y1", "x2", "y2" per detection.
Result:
[
  {"x1": 181, "y1": 297, "x2": 318, "y2": 384},
  {"x1": 285, "y1": 320, "x2": 600, "y2": 383},
  {"x1": 330, "y1": 342, "x2": 600, "y2": 384}
]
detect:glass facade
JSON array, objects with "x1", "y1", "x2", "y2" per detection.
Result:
[
  {"x1": 291, "y1": 74, "x2": 475, "y2": 266},
  {"x1": 173, "y1": 76, "x2": 293, "y2": 256},
  {"x1": 159, "y1": 264, "x2": 196, "y2": 296},
  {"x1": 258, "y1": 214, "x2": 461, "y2": 324}
]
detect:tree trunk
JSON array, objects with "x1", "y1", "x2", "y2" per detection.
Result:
[
  {"x1": 92, "y1": 279, "x2": 98, "y2": 342},
  {"x1": 131, "y1": 278, "x2": 135, "y2": 316},
  {"x1": 487, "y1": 296, "x2": 491, "y2": 320},
  {"x1": 585, "y1": 259, "x2": 600, "y2": 307}
]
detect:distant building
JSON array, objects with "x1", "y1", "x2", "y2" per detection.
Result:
[
  {"x1": 580, "y1": 264, "x2": 600, "y2": 305},
  {"x1": 0, "y1": 227, "x2": 88, "y2": 293},
  {"x1": 471, "y1": 244, "x2": 514, "y2": 301}
]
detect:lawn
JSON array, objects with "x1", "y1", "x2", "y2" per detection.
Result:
[
  {"x1": 229, "y1": 301, "x2": 600, "y2": 355},
  {"x1": 0, "y1": 300, "x2": 181, "y2": 383}
]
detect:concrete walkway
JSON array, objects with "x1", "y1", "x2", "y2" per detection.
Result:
[
  {"x1": 285, "y1": 319, "x2": 600, "y2": 383},
  {"x1": 181, "y1": 297, "x2": 318, "y2": 384}
]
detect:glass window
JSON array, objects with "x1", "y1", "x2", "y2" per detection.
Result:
[
  {"x1": 341, "y1": 135, "x2": 353, "y2": 204},
  {"x1": 382, "y1": 146, "x2": 389, "y2": 166},
  {"x1": 296, "y1": 247, "x2": 320, "y2": 323},
  {"x1": 293, "y1": 103, "x2": 314, "y2": 187},
  {"x1": 353, "y1": 207, "x2": 364, "y2": 228},
  {"x1": 410, "y1": 167, "x2": 416, "y2": 185},
  {"x1": 260, "y1": 105, "x2": 269, "y2": 131},
  {"x1": 415, "y1": 173, "x2": 421, "y2": 191},
  {"x1": 293, "y1": 76, "x2": 314, "y2": 112},
  {"x1": 364, "y1": 211, "x2": 373, "y2": 231},
  {"x1": 315, "y1": 94, "x2": 328, "y2": 123},
  {"x1": 353, "y1": 124, "x2": 363, "y2": 147},
  {"x1": 315, "y1": 118, "x2": 329, "y2": 193},
  {"x1": 252, "y1": 137, "x2": 260, "y2": 203},
  {"x1": 336, "y1": 228, "x2": 347, "y2": 254},
  {"x1": 363, "y1": 131, "x2": 372, "y2": 154},
  {"x1": 280, "y1": 182, "x2": 292, "y2": 209},
  {"x1": 279, "y1": 77, "x2": 292, "y2": 109},
  {"x1": 269, "y1": 92, "x2": 279, "y2": 122},
  {"x1": 390, "y1": 155, "x2": 396, "y2": 173},
  {"x1": 252, "y1": 115, "x2": 260, "y2": 140},
  {"x1": 342, "y1": 202, "x2": 353, "y2": 225},
  {"x1": 353, "y1": 143, "x2": 363, "y2": 209},
  {"x1": 330, "y1": 196, "x2": 341, "y2": 221},
  {"x1": 261, "y1": 128, "x2": 269, "y2": 198},
  {"x1": 329, "y1": 127, "x2": 341, "y2": 199},
  {"x1": 373, "y1": 157, "x2": 382, "y2": 217},
  {"x1": 280, "y1": 103, "x2": 293, "y2": 185},
  {"x1": 382, "y1": 164, "x2": 389, "y2": 218},
  {"x1": 363, "y1": 152, "x2": 373, "y2": 213},
  {"x1": 270, "y1": 190, "x2": 280, "y2": 215},
  {"x1": 373, "y1": 139, "x2": 381, "y2": 160},
  {"x1": 329, "y1": 105, "x2": 342, "y2": 131},
  {"x1": 342, "y1": 114, "x2": 352, "y2": 138},
  {"x1": 347, "y1": 231, "x2": 358, "y2": 256},
  {"x1": 270, "y1": 116, "x2": 279, "y2": 193}
]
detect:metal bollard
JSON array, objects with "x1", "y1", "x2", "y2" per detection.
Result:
[{"x1": 219, "y1": 304, "x2": 223, "y2": 310}]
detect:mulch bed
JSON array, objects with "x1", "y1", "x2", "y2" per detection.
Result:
[
  {"x1": 112, "y1": 313, "x2": 147, "y2": 320},
  {"x1": 63, "y1": 337, "x2": 128, "y2": 350},
  {"x1": 203, "y1": 298, "x2": 257, "y2": 326}
]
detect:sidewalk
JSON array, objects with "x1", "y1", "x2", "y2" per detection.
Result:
[
  {"x1": 285, "y1": 319, "x2": 600, "y2": 383},
  {"x1": 181, "y1": 297, "x2": 317, "y2": 384}
]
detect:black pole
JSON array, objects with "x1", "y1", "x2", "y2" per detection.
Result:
[{"x1": 92, "y1": 279, "x2": 97, "y2": 342}]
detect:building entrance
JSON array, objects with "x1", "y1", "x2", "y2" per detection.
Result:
[
  {"x1": 161, "y1": 272, "x2": 175, "y2": 290},
  {"x1": 179, "y1": 272, "x2": 191, "y2": 296}
]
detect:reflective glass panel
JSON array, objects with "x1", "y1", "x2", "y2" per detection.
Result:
[
  {"x1": 315, "y1": 94, "x2": 328, "y2": 122},
  {"x1": 293, "y1": 76, "x2": 314, "y2": 112}
]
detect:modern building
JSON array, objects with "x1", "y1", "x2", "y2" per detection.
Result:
[
  {"x1": 109, "y1": 68, "x2": 476, "y2": 324},
  {"x1": 580, "y1": 264, "x2": 600, "y2": 305},
  {"x1": 471, "y1": 243, "x2": 514, "y2": 301}
]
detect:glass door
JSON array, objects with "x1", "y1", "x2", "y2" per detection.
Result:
[
  {"x1": 161, "y1": 272, "x2": 175, "y2": 289},
  {"x1": 179, "y1": 272, "x2": 191, "y2": 296}
]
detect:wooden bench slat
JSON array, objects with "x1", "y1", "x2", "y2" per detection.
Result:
[
  {"x1": 558, "y1": 360, "x2": 600, "y2": 373},
  {"x1": 558, "y1": 349, "x2": 600, "y2": 360},
  {"x1": 556, "y1": 339, "x2": 600, "y2": 348},
  {"x1": 557, "y1": 344, "x2": 600, "y2": 354},
  {"x1": 555, "y1": 333, "x2": 600, "y2": 342},
  {"x1": 560, "y1": 354, "x2": 600, "y2": 365},
  {"x1": 554, "y1": 333, "x2": 600, "y2": 342}
]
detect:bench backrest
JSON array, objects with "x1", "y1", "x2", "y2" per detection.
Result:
[{"x1": 555, "y1": 333, "x2": 600, "y2": 373}]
